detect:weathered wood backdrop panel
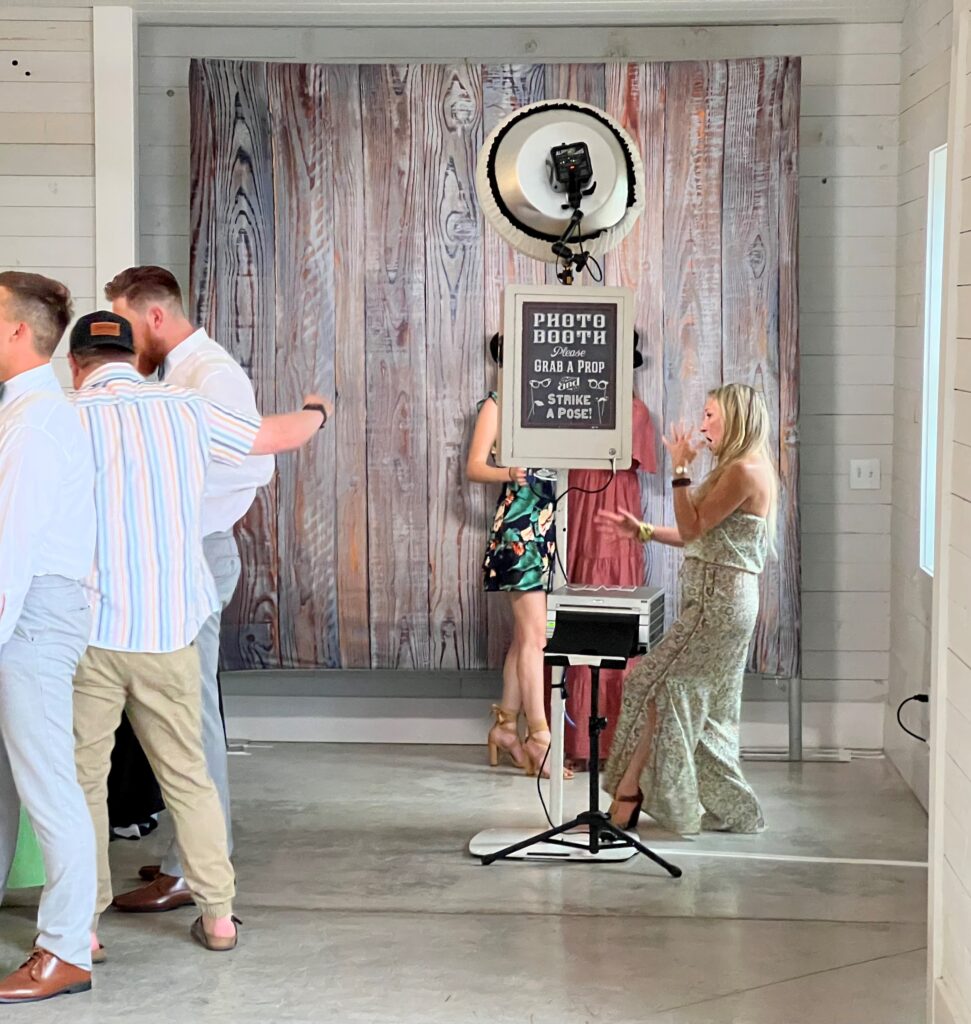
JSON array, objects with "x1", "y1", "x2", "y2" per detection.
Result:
[{"x1": 188, "y1": 57, "x2": 801, "y2": 677}]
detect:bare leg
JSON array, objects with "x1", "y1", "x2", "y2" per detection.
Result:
[
  {"x1": 499, "y1": 633, "x2": 522, "y2": 713},
  {"x1": 487, "y1": 623, "x2": 526, "y2": 768},
  {"x1": 610, "y1": 700, "x2": 657, "y2": 825},
  {"x1": 510, "y1": 591, "x2": 572, "y2": 779},
  {"x1": 509, "y1": 591, "x2": 547, "y2": 727}
]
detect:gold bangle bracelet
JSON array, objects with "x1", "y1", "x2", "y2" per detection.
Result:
[{"x1": 638, "y1": 521, "x2": 655, "y2": 544}]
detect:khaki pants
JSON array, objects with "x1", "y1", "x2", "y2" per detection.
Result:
[{"x1": 73, "y1": 645, "x2": 235, "y2": 924}]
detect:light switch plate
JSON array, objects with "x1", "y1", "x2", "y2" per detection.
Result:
[{"x1": 850, "y1": 458, "x2": 881, "y2": 490}]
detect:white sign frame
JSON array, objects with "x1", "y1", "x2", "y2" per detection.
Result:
[{"x1": 496, "y1": 284, "x2": 634, "y2": 470}]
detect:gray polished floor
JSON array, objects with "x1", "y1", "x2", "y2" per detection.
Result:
[{"x1": 1, "y1": 745, "x2": 929, "y2": 1023}]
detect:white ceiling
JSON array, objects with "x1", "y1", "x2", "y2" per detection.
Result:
[{"x1": 21, "y1": 0, "x2": 909, "y2": 26}]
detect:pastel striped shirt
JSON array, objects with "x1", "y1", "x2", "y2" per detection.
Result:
[{"x1": 72, "y1": 363, "x2": 260, "y2": 653}]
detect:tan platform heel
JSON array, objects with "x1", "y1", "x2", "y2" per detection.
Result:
[
  {"x1": 487, "y1": 705, "x2": 526, "y2": 769},
  {"x1": 523, "y1": 719, "x2": 575, "y2": 780}
]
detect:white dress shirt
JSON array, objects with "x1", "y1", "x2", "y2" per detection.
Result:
[
  {"x1": 0, "y1": 363, "x2": 96, "y2": 651},
  {"x1": 161, "y1": 328, "x2": 274, "y2": 536}
]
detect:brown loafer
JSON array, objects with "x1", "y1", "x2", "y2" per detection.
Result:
[
  {"x1": 0, "y1": 948, "x2": 91, "y2": 1003},
  {"x1": 190, "y1": 915, "x2": 241, "y2": 952},
  {"x1": 138, "y1": 864, "x2": 161, "y2": 882},
  {"x1": 112, "y1": 873, "x2": 195, "y2": 913}
]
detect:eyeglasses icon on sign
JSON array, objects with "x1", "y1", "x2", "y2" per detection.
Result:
[
  {"x1": 588, "y1": 379, "x2": 609, "y2": 390},
  {"x1": 528, "y1": 378, "x2": 552, "y2": 418}
]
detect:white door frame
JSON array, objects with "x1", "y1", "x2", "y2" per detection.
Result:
[{"x1": 928, "y1": 5, "x2": 969, "y2": 1021}]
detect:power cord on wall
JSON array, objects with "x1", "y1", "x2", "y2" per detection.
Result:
[{"x1": 896, "y1": 693, "x2": 929, "y2": 743}]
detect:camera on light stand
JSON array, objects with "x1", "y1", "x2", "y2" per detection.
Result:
[{"x1": 548, "y1": 141, "x2": 597, "y2": 285}]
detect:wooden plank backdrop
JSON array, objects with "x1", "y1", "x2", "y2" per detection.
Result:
[{"x1": 188, "y1": 57, "x2": 801, "y2": 677}]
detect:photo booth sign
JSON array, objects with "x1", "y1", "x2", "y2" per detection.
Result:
[{"x1": 497, "y1": 284, "x2": 634, "y2": 469}]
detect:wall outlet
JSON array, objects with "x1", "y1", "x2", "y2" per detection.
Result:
[{"x1": 849, "y1": 458, "x2": 881, "y2": 490}]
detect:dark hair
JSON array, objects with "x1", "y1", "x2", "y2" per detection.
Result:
[
  {"x1": 104, "y1": 265, "x2": 184, "y2": 311},
  {"x1": 71, "y1": 346, "x2": 136, "y2": 370},
  {"x1": 0, "y1": 271, "x2": 73, "y2": 357}
]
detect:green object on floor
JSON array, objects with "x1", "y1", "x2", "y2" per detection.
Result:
[{"x1": 7, "y1": 809, "x2": 45, "y2": 889}]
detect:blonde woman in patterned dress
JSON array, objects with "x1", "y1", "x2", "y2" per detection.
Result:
[{"x1": 597, "y1": 383, "x2": 778, "y2": 835}]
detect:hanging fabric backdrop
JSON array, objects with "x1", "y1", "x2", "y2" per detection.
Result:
[{"x1": 188, "y1": 57, "x2": 800, "y2": 677}]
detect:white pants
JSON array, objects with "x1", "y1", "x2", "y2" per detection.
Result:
[{"x1": 0, "y1": 577, "x2": 95, "y2": 970}]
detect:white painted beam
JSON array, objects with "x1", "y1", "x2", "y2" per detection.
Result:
[{"x1": 93, "y1": 5, "x2": 137, "y2": 302}]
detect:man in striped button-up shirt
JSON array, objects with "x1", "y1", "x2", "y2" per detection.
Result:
[{"x1": 67, "y1": 311, "x2": 331, "y2": 955}]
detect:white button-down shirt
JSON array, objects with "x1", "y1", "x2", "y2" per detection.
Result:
[
  {"x1": 0, "y1": 363, "x2": 96, "y2": 651},
  {"x1": 72, "y1": 364, "x2": 260, "y2": 653},
  {"x1": 161, "y1": 328, "x2": 274, "y2": 536}
]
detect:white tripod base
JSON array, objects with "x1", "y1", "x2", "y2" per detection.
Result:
[{"x1": 468, "y1": 826, "x2": 640, "y2": 862}]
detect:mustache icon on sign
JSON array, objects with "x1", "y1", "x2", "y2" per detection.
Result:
[{"x1": 584, "y1": 379, "x2": 610, "y2": 423}]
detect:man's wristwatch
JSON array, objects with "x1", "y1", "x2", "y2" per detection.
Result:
[
  {"x1": 303, "y1": 402, "x2": 328, "y2": 429},
  {"x1": 672, "y1": 464, "x2": 691, "y2": 488}
]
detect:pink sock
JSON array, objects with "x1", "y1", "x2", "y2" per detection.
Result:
[{"x1": 90, "y1": 932, "x2": 100, "y2": 951}]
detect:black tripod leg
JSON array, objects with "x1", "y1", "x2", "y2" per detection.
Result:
[
  {"x1": 480, "y1": 818, "x2": 586, "y2": 865},
  {"x1": 598, "y1": 821, "x2": 682, "y2": 877}
]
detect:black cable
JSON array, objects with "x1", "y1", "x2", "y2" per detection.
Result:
[
  {"x1": 536, "y1": 739, "x2": 555, "y2": 828},
  {"x1": 896, "y1": 693, "x2": 929, "y2": 743},
  {"x1": 586, "y1": 252, "x2": 604, "y2": 283}
]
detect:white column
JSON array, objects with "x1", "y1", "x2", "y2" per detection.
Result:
[
  {"x1": 93, "y1": 6, "x2": 138, "y2": 295},
  {"x1": 928, "y1": 7, "x2": 969, "y2": 1023}
]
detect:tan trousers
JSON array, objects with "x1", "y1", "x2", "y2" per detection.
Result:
[{"x1": 73, "y1": 645, "x2": 235, "y2": 924}]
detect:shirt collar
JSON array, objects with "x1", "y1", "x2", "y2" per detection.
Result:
[
  {"x1": 80, "y1": 362, "x2": 144, "y2": 390},
  {"x1": 162, "y1": 328, "x2": 210, "y2": 378},
  {"x1": 0, "y1": 363, "x2": 60, "y2": 409}
]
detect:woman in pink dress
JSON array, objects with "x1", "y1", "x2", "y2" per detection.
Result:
[{"x1": 562, "y1": 394, "x2": 656, "y2": 770}]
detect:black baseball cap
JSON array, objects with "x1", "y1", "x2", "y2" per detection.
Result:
[{"x1": 69, "y1": 310, "x2": 135, "y2": 355}]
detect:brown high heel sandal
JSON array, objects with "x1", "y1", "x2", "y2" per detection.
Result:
[
  {"x1": 609, "y1": 790, "x2": 644, "y2": 830},
  {"x1": 487, "y1": 705, "x2": 527, "y2": 769},
  {"x1": 523, "y1": 719, "x2": 574, "y2": 780}
]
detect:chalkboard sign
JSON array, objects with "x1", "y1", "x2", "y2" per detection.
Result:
[{"x1": 519, "y1": 300, "x2": 618, "y2": 431}]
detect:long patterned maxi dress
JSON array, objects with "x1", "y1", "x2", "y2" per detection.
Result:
[{"x1": 604, "y1": 511, "x2": 768, "y2": 835}]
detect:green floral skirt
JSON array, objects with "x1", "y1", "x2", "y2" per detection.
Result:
[{"x1": 483, "y1": 480, "x2": 556, "y2": 592}]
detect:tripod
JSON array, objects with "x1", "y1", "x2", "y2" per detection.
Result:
[{"x1": 480, "y1": 658, "x2": 681, "y2": 876}]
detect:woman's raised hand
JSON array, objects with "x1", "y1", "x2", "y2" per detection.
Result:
[
  {"x1": 662, "y1": 420, "x2": 703, "y2": 468},
  {"x1": 596, "y1": 508, "x2": 643, "y2": 541}
]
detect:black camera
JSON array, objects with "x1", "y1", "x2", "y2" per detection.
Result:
[{"x1": 549, "y1": 142, "x2": 594, "y2": 192}]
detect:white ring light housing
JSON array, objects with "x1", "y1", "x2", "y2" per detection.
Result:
[{"x1": 476, "y1": 99, "x2": 645, "y2": 264}]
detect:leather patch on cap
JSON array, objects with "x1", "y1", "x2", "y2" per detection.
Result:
[{"x1": 90, "y1": 322, "x2": 122, "y2": 337}]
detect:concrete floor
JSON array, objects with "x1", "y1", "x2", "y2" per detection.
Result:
[{"x1": 1, "y1": 745, "x2": 929, "y2": 1023}]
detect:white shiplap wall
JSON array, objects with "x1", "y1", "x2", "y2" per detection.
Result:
[
  {"x1": 0, "y1": 8, "x2": 94, "y2": 387},
  {"x1": 887, "y1": 0, "x2": 952, "y2": 810},
  {"x1": 138, "y1": 22, "x2": 901, "y2": 732}
]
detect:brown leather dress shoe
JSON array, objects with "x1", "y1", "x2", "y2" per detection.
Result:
[
  {"x1": 0, "y1": 948, "x2": 91, "y2": 1003},
  {"x1": 138, "y1": 864, "x2": 161, "y2": 882},
  {"x1": 112, "y1": 873, "x2": 195, "y2": 913}
]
